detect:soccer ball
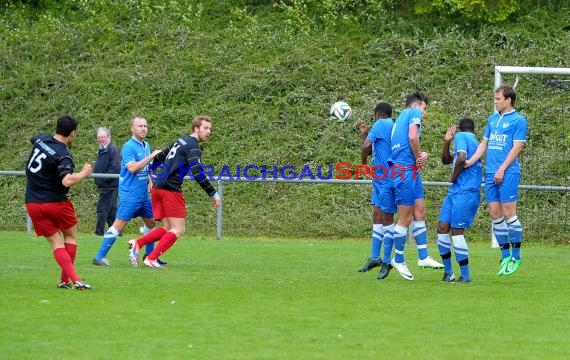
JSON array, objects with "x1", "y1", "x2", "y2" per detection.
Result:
[{"x1": 329, "y1": 101, "x2": 352, "y2": 121}]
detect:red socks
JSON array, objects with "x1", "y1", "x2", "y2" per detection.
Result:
[
  {"x1": 60, "y1": 243, "x2": 77, "y2": 283},
  {"x1": 137, "y1": 227, "x2": 167, "y2": 248},
  {"x1": 148, "y1": 231, "x2": 178, "y2": 260},
  {"x1": 54, "y1": 247, "x2": 80, "y2": 283}
]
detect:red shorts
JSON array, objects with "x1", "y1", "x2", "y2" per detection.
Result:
[
  {"x1": 151, "y1": 187, "x2": 186, "y2": 219},
  {"x1": 26, "y1": 200, "x2": 78, "y2": 237}
]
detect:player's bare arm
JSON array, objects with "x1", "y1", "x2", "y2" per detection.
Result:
[
  {"x1": 126, "y1": 149, "x2": 162, "y2": 173},
  {"x1": 495, "y1": 141, "x2": 525, "y2": 184},
  {"x1": 449, "y1": 151, "x2": 466, "y2": 183},
  {"x1": 360, "y1": 138, "x2": 373, "y2": 179},
  {"x1": 409, "y1": 124, "x2": 421, "y2": 162},
  {"x1": 62, "y1": 163, "x2": 93, "y2": 187},
  {"x1": 358, "y1": 121, "x2": 369, "y2": 141},
  {"x1": 464, "y1": 138, "x2": 488, "y2": 168},
  {"x1": 441, "y1": 125, "x2": 456, "y2": 165}
]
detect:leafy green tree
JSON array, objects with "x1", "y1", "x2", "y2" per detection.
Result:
[{"x1": 405, "y1": 0, "x2": 518, "y2": 23}]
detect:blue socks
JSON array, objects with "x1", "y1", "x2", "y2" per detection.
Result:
[
  {"x1": 507, "y1": 215, "x2": 523, "y2": 260},
  {"x1": 438, "y1": 232, "x2": 471, "y2": 280},
  {"x1": 382, "y1": 224, "x2": 395, "y2": 264},
  {"x1": 94, "y1": 225, "x2": 156, "y2": 260},
  {"x1": 437, "y1": 233, "x2": 453, "y2": 275},
  {"x1": 413, "y1": 221, "x2": 428, "y2": 260},
  {"x1": 370, "y1": 224, "x2": 383, "y2": 259},
  {"x1": 95, "y1": 227, "x2": 119, "y2": 261},
  {"x1": 493, "y1": 217, "x2": 510, "y2": 259},
  {"x1": 452, "y1": 234, "x2": 471, "y2": 281},
  {"x1": 393, "y1": 224, "x2": 408, "y2": 263}
]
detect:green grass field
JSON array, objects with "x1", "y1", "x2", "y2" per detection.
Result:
[{"x1": 1, "y1": 232, "x2": 568, "y2": 359}]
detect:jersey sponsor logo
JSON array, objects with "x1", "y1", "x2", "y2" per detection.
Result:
[
  {"x1": 489, "y1": 133, "x2": 508, "y2": 142},
  {"x1": 35, "y1": 139, "x2": 56, "y2": 155}
]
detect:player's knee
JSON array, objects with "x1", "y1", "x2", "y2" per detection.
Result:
[{"x1": 437, "y1": 222, "x2": 449, "y2": 234}]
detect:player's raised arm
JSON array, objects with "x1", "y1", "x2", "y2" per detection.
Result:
[{"x1": 442, "y1": 125, "x2": 456, "y2": 165}]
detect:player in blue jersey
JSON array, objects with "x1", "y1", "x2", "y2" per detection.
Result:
[
  {"x1": 357, "y1": 102, "x2": 397, "y2": 280},
  {"x1": 465, "y1": 84, "x2": 528, "y2": 276},
  {"x1": 388, "y1": 91, "x2": 443, "y2": 281},
  {"x1": 128, "y1": 115, "x2": 221, "y2": 268},
  {"x1": 25, "y1": 115, "x2": 93, "y2": 290},
  {"x1": 437, "y1": 119, "x2": 482, "y2": 283},
  {"x1": 92, "y1": 116, "x2": 162, "y2": 266}
]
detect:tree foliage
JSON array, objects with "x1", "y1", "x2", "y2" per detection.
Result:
[
  {"x1": 276, "y1": 0, "x2": 521, "y2": 24},
  {"x1": 414, "y1": 0, "x2": 518, "y2": 23}
]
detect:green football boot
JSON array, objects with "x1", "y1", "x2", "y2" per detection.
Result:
[
  {"x1": 497, "y1": 256, "x2": 512, "y2": 276},
  {"x1": 503, "y1": 257, "x2": 524, "y2": 276}
]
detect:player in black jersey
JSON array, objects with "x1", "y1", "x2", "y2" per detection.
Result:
[
  {"x1": 25, "y1": 115, "x2": 93, "y2": 290},
  {"x1": 128, "y1": 115, "x2": 221, "y2": 268}
]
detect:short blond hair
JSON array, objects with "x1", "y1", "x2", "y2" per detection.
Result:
[
  {"x1": 131, "y1": 116, "x2": 146, "y2": 127},
  {"x1": 192, "y1": 115, "x2": 212, "y2": 131}
]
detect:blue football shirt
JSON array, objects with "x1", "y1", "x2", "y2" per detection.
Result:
[
  {"x1": 119, "y1": 137, "x2": 151, "y2": 199},
  {"x1": 483, "y1": 110, "x2": 528, "y2": 174},
  {"x1": 451, "y1": 131, "x2": 482, "y2": 193},
  {"x1": 389, "y1": 107, "x2": 422, "y2": 166},
  {"x1": 367, "y1": 118, "x2": 393, "y2": 184}
]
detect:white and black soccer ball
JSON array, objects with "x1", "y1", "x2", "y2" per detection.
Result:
[{"x1": 329, "y1": 101, "x2": 352, "y2": 121}]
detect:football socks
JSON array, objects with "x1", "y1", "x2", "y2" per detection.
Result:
[
  {"x1": 493, "y1": 217, "x2": 511, "y2": 259},
  {"x1": 393, "y1": 224, "x2": 408, "y2": 264},
  {"x1": 452, "y1": 234, "x2": 471, "y2": 281},
  {"x1": 507, "y1": 215, "x2": 523, "y2": 260},
  {"x1": 382, "y1": 223, "x2": 395, "y2": 265},
  {"x1": 413, "y1": 221, "x2": 429, "y2": 260},
  {"x1": 437, "y1": 233, "x2": 453, "y2": 275},
  {"x1": 370, "y1": 224, "x2": 384, "y2": 259}
]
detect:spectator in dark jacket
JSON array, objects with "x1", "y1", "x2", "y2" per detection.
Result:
[{"x1": 94, "y1": 127, "x2": 120, "y2": 236}]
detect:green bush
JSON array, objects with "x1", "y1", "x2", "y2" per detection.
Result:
[{"x1": 1, "y1": 1, "x2": 569, "y2": 242}]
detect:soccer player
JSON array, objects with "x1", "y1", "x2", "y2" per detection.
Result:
[
  {"x1": 25, "y1": 115, "x2": 93, "y2": 290},
  {"x1": 92, "y1": 116, "x2": 162, "y2": 266},
  {"x1": 465, "y1": 84, "x2": 528, "y2": 276},
  {"x1": 437, "y1": 119, "x2": 482, "y2": 283},
  {"x1": 388, "y1": 91, "x2": 443, "y2": 281},
  {"x1": 128, "y1": 115, "x2": 221, "y2": 268},
  {"x1": 357, "y1": 102, "x2": 398, "y2": 280}
]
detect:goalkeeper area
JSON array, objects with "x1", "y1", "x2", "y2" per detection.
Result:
[{"x1": 1, "y1": 232, "x2": 569, "y2": 359}]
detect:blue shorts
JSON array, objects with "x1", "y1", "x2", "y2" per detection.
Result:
[
  {"x1": 438, "y1": 190, "x2": 481, "y2": 229},
  {"x1": 116, "y1": 196, "x2": 154, "y2": 221},
  {"x1": 484, "y1": 173, "x2": 520, "y2": 203},
  {"x1": 391, "y1": 167, "x2": 424, "y2": 206},
  {"x1": 370, "y1": 186, "x2": 379, "y2": 206},
  {"x1": 372, "y1": 181, "x2": 397, "y2": 214}
]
